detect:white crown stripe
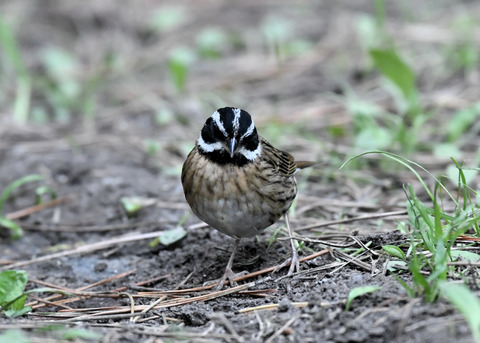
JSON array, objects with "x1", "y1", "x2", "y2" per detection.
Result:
[
  {"x1": 211, "y1": 111, "x2": 228, "y2": 137},
  {"x1": 199, "y1": 108, "x2": 260, "y2": 162},
  {"x1": 240, "y1": 120, "x2": 255, "y2": 141},
  {"x1": 232, "y1": 108, "x2": 241, "y2": 135}
]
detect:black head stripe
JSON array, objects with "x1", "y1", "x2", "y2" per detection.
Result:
[
  {"x1": 238, "y1": 109, "x2": 253, "y2": 138},
  {"x1": 242, "y1": 127, "x2": 259, "y2": 150},
  {"x1": 198, "y1": 107, "x2": 260, "y2": 166},
  {"x1": 201, "y1": 116, "x2": 228, "y2": 144},
  {"x1": 217, "y1": 107, "x2": 237, "y2": 137}
]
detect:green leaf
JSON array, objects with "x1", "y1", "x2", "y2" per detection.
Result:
[
  {"x1": 356, "y1": 15, "x2": 382, "y2": 50},
  {"x1": 35, "y1": 186, "x2": 57, "y2": 204},
  {"x1": 433, "y1": 143, "x2": 461, "y2": 160},
  {"x1": 120, "y1": 197, "x2": 156, "y2": 217},
  {"x1": 369, "y1": 49, "x2": 418, "y2": 109},
  {"x1": 447, "y1": 103, "x2": 480, "y2": 142},
  {"x1": 440, "y1": 282, "x2": 480, "y2": 342},
  {"x1": 0, "y1": 329, "x2": 30, "y2": 343},
  {"x1": 0, "y1": 270, "x2": 28, "y2": 309},
  {"x1": 42, "y1": 47, "x2": 77, "y2": 83},
  {"x1": 345, "y1": 285, "x2": 381, "y2": 311},
  {"x1": 167, "y1": 47, "x2": 196, "y2": 93},
  {"x1": 156, "y1": 227, "x2": 187, "y2": 246},
  {"x1": 355, "y1": 126, "x2": 392, "y2": 150},
  {"x1": 4, "y1": 304, "x2": 32, "y2": 318},
  {"x1": 446, "y1": 164, "x2": 478, "y2": 187},
  {"x1": 62, "y1": 328, "x2": 102, "y2": 341},
  {"x1": 0, "y1": 217, "x2": 23, "y2": 238},
  {"x1": 382, "y1": 245, "x2": 406, "y2": 260},
  {"x1": 196, "y1": 27, "x2": 228, "y2": 59},
  {"x1": 450, "y1": 250, "x2": 480, "y2": 262},
  {"x1": 385, "y1": 260, "x2": 407, "y2": 272},
  {"x1": 150, "y1": 6, "x2": 187, "y2": 33},
  {"x1": 262, "y1": 16, "x2": 294, "y2": 45}
]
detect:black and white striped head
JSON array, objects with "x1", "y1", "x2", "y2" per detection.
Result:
[{"x1": 197, "y1": 107, "x2": 261, "y2": 166}]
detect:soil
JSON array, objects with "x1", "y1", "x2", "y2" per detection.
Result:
[{"x1": 1, "y1": 1, "x2": 479, "y2": 342}]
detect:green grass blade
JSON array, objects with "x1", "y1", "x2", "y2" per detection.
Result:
[
  {"x1": 427, "y1": 240, "x2": 447, "y2": 283},
  {"x1": 345, "y1": 285, "x2": 381, "y2": 311},
  {"x1": 433, "y1": 183, "x2": 443, "y2": 240},
  {"x1": 440, "y1": 282, "x2": 480, "y2": 342},
  {"x1": 0, "y1": 174, "x2": 44, "y2": 213},
  {"x1": 341, "y1": 150, "x2": 457, "y2": 205},
  {"x1": 13, "y1": 76, "x2": 31, "y2": 123},
  {"x1": 0, "y1": 16, "x2": 26, "y2": 76},
  {"x1": 0, "y1": 16, "x2": 31, "y2": 122}
]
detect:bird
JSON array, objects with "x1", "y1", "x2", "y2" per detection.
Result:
[{"x1": 181, "y1": 107, "x2": 314, "y2": 289}]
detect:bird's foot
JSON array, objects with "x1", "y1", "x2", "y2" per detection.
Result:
[
  {"x1": 273, "y1": 247, "x2": 301, "y2": 276},
  {"x1": 214, "y1": 268, "x2": 248, "y2": 290}
]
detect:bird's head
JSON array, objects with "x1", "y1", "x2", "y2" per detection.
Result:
[{"x1": 197, "y1": 107, "x2": 261, "y2": 166}]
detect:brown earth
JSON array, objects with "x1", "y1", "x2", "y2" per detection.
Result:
[{"x1": 1, "y1": 1, "x2": 479, "y2": 342}]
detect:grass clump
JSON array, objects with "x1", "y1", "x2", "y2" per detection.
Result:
[{"x1": 343, "y1": 151, "x2": 480, "y2": 339}]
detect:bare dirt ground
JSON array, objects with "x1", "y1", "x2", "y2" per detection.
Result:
[{"x1": 1, "y1": 1, "x2": 479, "y2": 342}]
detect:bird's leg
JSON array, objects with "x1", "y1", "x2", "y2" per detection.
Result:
[
  {"x1": 274, "y1": 213, "x2": 300, "y2": 275},
  {"x1": 215, "y1": 237, "x2": 241, "y2": 290},
  {"x1": 285, "y1": 213, "x2": 300, "y2": 275}
]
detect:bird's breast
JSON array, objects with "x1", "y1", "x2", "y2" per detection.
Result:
[{"x1": 181, "y1": 149, "x2": 297, "y2": 238}]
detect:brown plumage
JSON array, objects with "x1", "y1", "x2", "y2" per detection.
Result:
[{"x1": 181, "y1": 107, "x2": 314, "y2": 288}]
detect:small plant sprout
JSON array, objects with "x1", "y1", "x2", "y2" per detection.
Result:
[
  {"x1": 261, "y1": 16, "x2": 311, "y2": 62},
  {"x1": 167, "y1": 46, "x2": 196, "y2": 93},
  {"x1": 196, "y1": 27, "x2": 229, "y2": 59},
  {"x1": 120, "y1": 196, "x2": 157, "y2": 217},
  {"x1": 0, "y1": 270, "x2": 31, "y2": 318},
  {"x1": 346, "y1": 285, "x2": 382, "y2": 311},
  {"x1": 0, "y1": 174, "x2": 44, "y2": 238},
  {"x1": 150, "y1": 227, "x2": 187, "y2": 248},
  {"x1": 149, "y1": 6, "x2": 187, "y2": 33}
]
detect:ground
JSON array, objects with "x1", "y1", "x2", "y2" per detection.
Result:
[{"x1": 1, "y1": 1, "x2": 479, "y2": 342}]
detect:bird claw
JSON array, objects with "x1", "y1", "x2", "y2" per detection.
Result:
[
  {"x1": 214, "y1": 268, "x2": 248, "y2": 290},
  {"x1": 273, "y1": 246, "x2": 301, "y2": 276}
]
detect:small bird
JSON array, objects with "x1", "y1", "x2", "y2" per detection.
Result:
[{"x1": 181, "y1": 107, "x2": 313, "y2": 288}]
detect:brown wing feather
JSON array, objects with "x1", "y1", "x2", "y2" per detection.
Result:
[
  {"x1": 260, "y1": 137, "x2": 317, "y2": 175},
  {"x1": 260, "y1": 137, "x2": 297, "y2": 176}
]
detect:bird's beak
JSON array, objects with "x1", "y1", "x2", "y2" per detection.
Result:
[{"x1": 228, "y1": 138, "x2": 236, "y2": 158}]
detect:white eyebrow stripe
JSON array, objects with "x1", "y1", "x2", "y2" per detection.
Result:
[
  {"x1": 197, "y1": 134, "x2": 223, "y2": 152},
  {"x1": 211, "y1": 111, "x2": 228, "y2": 137},
  {"x1": 240, "y1": 120, "x2": 255, "y2": 140},
  {"x1": 232, "y1": 108, "x2": 241, "y2": 135}
]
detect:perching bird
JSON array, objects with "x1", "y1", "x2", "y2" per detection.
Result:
[{"x1": 181, "y1": 107, "x2": 314, "y2": 288}]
